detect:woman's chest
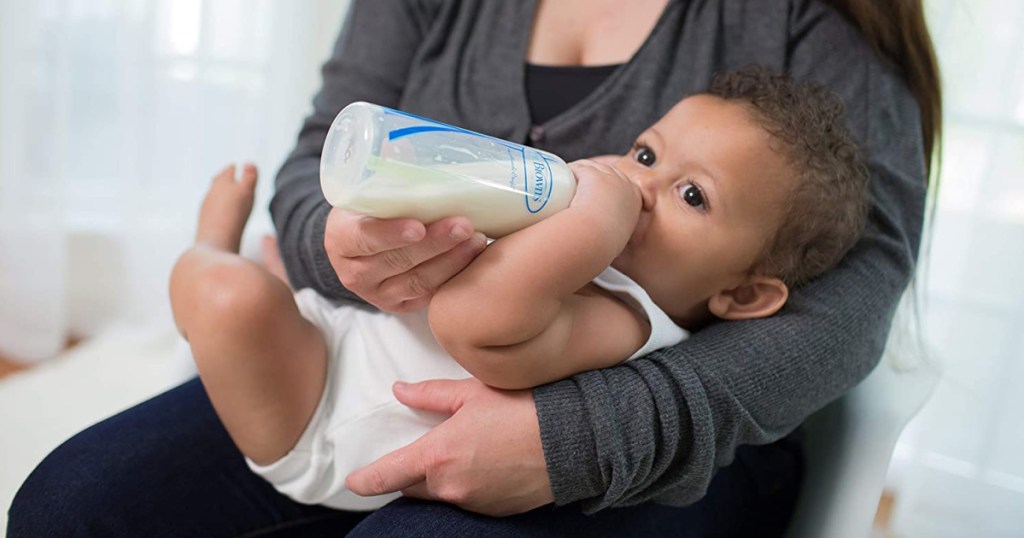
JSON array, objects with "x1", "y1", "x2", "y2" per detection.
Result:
[
  {"x1": 396, "y1": 0, "x2": 792, "y2": 159},
  {"x1": 526, "y1": 0, "x2": 670, "y2": 66}
]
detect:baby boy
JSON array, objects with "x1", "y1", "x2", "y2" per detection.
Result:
[{"x1": 169, "y1": 66, "x2": 867, "y2": 510}]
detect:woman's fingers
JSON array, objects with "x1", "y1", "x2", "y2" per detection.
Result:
[
  {"x1": 375, "y1": 232, "x2": 487, "y2": 311},
  {"x1": 326, "y1": 209, "x2": 426, "y2": 258},
  {"x1": 324, "y1": 209, "x2": 485, "y2": 311},
  {"x1": 345, "y1": 379, "x2": 479, "y2": 496},
  {"x1": 391, "y1": 379, "x2": 471, "y2": 415},
  {"x1": 345, "y1": 435, "x2": 431, "y2": 496},
  {"x1": 345, "y1": 378, "x2": 552, "y2": 515},
  {"x1": 367, "y1": 216, "x2": 476, "y2": 276}
]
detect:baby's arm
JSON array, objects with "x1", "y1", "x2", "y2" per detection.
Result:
[{"x1": 428, "y1": 161, "x2": 648, "y2": 390}]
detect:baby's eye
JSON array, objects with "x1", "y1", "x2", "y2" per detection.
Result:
[
  {"x1": 678, "y1": 183, "x2": 706, "y2": 209},
  {"x1": 633, "y1": 144, "x2": 657, "y2": 167}
]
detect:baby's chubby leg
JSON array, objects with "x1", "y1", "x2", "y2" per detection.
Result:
[{"x1": 170, "y1": 164, "x2": 327, "y2": 465}]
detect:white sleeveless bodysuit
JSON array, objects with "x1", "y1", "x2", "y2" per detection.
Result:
[{"x1": 248, "y1": 267, "x2": 687, "y2": 510}]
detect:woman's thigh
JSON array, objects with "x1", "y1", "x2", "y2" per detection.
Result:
[
  {"x1": 7, "y1": 377, "x2": 368, "y2": 537},
  {"x1": 8, "y1": 375, "x2": 802, "y2": 537}
]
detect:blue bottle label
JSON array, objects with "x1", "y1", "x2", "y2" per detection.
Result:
[{"x1": 513, "y1": 148, "x2": 555, "y2": 214}]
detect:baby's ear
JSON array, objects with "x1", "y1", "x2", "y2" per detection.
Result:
[{"x1": 707, "y1": 276, "x2": 789, "y2": 321}]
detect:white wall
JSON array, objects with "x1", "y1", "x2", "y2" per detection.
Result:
[
  {"x1": 0, "y1": 1, "x2": 352, "y2": 530},
  {"x1": 888, "y1": 1, "x2": 1024, "y2": 536},
  {"x1": 0, "y1": 0, "x2": 350, "y2": 359}
]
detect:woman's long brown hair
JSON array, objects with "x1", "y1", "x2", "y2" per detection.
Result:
[
  {"x1": 829, "y1": 0, "x2": 942, "y2": 352},
  {"x1": 827, "y1": 0, "x2": 943, "y2": 182}
]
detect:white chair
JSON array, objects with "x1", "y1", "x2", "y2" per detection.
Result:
[{"x1": 785, "y1": 315, "x2": 941, "y2": 538}]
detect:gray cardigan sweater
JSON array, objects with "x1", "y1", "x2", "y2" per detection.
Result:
[{"x1": 270, "y1": 0, "x2": 926, "y2": 512}]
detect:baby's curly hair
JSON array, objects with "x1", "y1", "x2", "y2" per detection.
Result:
[{"x1": 708, "y1": 66, "x2": 869, "y2": 288}]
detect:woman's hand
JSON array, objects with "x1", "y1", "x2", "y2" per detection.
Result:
[
  {"x1": 345, "y1": 378, "x2": 555, "y2": 516},
  {"x1": 324, "y1": 208, "x2": 488, "y2": 312}
]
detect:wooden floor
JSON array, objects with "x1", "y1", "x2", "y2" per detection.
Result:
[
  {"x1": 873, "y1": 489, "x2": 896, "y2": 536},
  {"x1": 0, "y1": 352, "x2": 29, "y2": 380},
  {"x1": 0, "y1": 336, "x2": 81, "y2": 381}
]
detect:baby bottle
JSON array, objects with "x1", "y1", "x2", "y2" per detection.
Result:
[{"x1": 320, "y1": 102, "x2": 576, "y2": 238}]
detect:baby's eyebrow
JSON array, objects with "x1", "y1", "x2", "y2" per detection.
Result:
[{"x1": 647, "y1": 127, "x2": 666, "y2": 145}]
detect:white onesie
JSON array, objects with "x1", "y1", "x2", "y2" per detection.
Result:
[{"x1": 247, "y1": 266, "x2": 687, "y2": 510}]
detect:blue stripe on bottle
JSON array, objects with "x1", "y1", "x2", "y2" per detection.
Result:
[
  {"x1": 384, "y1": 108, "x2": 520, "y2": 150},
  {"x1": 387, "y1": 125, "x2": 467, "y2": 141}
]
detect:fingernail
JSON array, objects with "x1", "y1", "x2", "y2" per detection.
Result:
[
  {"x1": 394, "y1": 381, "x2": 408, "y2": 390},
  {"x1": 449, "y1": 225, "x2": 469, "y2": 241},
  {"x1": 402, "y1": 227, "x2": 423, "y2": 242}
]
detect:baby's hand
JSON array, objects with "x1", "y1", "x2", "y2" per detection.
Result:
[{"x1": 568, "y1": 160, "x2": 642, "y2": 230}]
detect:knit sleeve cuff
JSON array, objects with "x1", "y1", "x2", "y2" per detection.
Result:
[{"x1": 534, "y1": 378, "x2": 604, "y2": 505}]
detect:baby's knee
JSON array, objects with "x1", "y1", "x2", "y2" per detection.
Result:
[
  {"x1": 173, "y1": 250, "x2": 286, "y2": 335},
  {"x1": 199, "y1": 260, "x2": 274, "y2": 317}
]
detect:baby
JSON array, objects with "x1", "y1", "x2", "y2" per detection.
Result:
[{"x1": 169, "y1": 67, "x2": 867, "y2": 510}]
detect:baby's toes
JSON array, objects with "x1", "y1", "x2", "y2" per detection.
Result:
[
  {"x1": 239, "y1": 163, "x2": 258, "y2": 192},
  {"x1": 214, "y1": 163, "x2": 237, "y2": 186}
]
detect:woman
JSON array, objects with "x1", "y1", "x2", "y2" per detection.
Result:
[{"x1": 9, "y1": 0, "x2": 940, "y2": 535}]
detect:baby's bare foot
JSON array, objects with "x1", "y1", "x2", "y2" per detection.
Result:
[{"x1": 196, "y1": 163, "x2": 257, "y2": 252}]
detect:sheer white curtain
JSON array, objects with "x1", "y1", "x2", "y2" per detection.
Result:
[
  {"x1": 0, "y1": 0, "x2": 349, "y2": 361},
  {"x1": 889, "y1": 0, "x2": 1024, "y2": 535}
]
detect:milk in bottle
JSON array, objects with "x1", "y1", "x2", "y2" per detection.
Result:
[{"x1": 320, "y1": 102, "x2": 576, "y2": 238}]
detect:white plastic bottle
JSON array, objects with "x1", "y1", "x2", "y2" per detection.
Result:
[{"x1": 320, "y1": 102, "x2": 576, "y2": 238}]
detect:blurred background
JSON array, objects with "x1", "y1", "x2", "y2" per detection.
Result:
[{"x1": 0, "y1": 0, "x2": 1021, "y2": 535}]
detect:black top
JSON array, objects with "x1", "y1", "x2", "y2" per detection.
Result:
[{"x1": 524, "y1": 63, "x2": 622, "y2": 126}]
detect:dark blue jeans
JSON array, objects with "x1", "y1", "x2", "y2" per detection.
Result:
[{"x1": 8, "y1": 378, "x2": 802, "y2": 537}]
